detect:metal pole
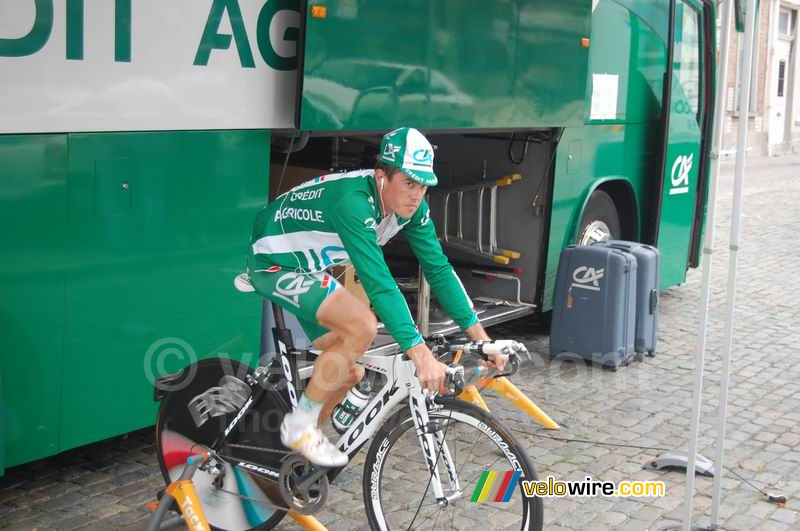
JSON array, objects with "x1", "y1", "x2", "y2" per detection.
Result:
[
  {"x1": 710, "y1": 0, "x2": 758, "y2": 525},
  {"x1": 681, "y1": 2, "x2": 733, "y2": 529}
]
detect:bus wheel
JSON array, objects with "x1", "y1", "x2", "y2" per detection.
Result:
[{"x1": 577, "y1": 190, "x2": 621, "y2": 245}]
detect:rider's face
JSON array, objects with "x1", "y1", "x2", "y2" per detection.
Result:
[{"x1": 379, "y1": 170, "x2": 427, "y2": 218}]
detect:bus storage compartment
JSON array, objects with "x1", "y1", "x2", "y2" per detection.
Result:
[
  {"x1": 592, "y1": 240, "x2": 660, "y2": 356},
  {"x1": 550, "y1": 244, "x2": 637, "y2": 369},
  {"x1": 424, "y1": 130, "x2": 558, "y2": 309}
]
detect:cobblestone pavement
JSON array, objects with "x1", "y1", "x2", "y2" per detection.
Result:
[{"x1": 1, "y1": 154, "x2": 799, "y2": 530}]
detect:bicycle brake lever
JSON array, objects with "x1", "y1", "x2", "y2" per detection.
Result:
[
  {"x1": 444, "y1": 365, "x2": 465, "y2": 394},
  {"x1": 518, "y1": 343, "x2": 532, "y2": 361}
]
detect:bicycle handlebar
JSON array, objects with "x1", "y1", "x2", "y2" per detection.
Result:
[{"x1": 437, "y1": 339, "x2": 527, "y2": 394}]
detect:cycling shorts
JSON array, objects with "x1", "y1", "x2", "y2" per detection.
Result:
[{"x1": 247, "y1": 261, "x2": 342, "y2": 342}]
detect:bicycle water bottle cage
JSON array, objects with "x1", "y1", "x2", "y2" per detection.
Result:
[{"x1": 331, "y1": 402, "x2": 364, "y2": 434}]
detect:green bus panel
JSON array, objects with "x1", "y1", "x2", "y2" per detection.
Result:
[
  {"x1": 300, "y1": 0, "x2": 591, "y2": 131},
  {"x1": 1, "y1": 131, "x2": 270, "y2": 468},
  {"x1": 585, "y1": 0, "x2": 668, "y2": 124},
  {"x1": 544, "y1": 123, "x2": 660, "y2": 309},
  {"x1": 542, "y1": 0, "x2": 671, "y2": 310},
  {"x1": 57, "y1": 130, "x2": 269, "y2": 453},
  {"x1": 0, "y1": 135, "x2": 68, "y2": 470}
]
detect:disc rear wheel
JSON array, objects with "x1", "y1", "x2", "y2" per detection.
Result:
[{"x1": 155, "y1": 358, "x2": 287, "y2": 530}]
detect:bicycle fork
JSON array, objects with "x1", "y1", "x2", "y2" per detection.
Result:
[{"x1": 408, "y1": 390, "x2": 463, "y2": 506}]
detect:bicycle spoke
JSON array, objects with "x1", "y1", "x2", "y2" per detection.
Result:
[
  {"x1": 369, "y1": 401, "x2": 538, "y2": 530},
  {"x1": 383, "y1": 501, "x2": 440, "y2": 515},
  {"x1": 433, "y1": 503, "x2": 445, "y2": 530},
  {"x1": 461, "y1": 454, "x2": 507, "y2": 489},
  {"x1": 407, "y1": 505, "x2": 456, "y2": 531},
  {"x1": 452, "y1": 424, "x2": 481, "y2": 479}
]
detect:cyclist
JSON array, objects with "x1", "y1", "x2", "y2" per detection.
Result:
[{"x1": 244, "y1": 127, "x2": 503, "y2": 467}]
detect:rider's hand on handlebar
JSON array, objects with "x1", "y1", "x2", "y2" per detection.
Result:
[
  {"x1": 407, "y1": 343, "x2": 448, "y2": 393},
  {"x1": 481, "y1": 340, "x2": 528, "y2": 372},
  {"x1": 484, "y1": 353, "x2": 506, "y2": 372},
  {"x1": 464, "y1": 323, "x2": 510, "y2": 373}
]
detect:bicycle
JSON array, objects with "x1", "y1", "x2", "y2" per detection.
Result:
[{"x1": 153, "y1": 302, "x2": 543, "y2": 530}]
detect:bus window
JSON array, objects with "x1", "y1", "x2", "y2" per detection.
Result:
[{"x1": 674, "y1": 1, "x2": 702, "y2": 121}]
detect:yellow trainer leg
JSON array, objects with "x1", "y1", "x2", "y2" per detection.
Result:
[
  {"x1": 477, "y1": 376, "x2": 559, "y2": 429},
  {"x1": 289, "y1": 511, "x2": 328, "y2": 531},
  {"x1": 457, "y1": 385, "x2": 490, "y2": 411}
]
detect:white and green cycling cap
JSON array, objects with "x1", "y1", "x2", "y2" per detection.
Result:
[{"x1": 379, "y1": 127, "x2": 438, "y2": 186}]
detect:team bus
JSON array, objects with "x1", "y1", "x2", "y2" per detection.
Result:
[{"x1": 0, "y1": 0, "x2": 715, "y2": 472}]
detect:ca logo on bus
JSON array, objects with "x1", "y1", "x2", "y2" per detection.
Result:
[
  {"x1": 670, "y1": 154, "x2": 692, "y2": 195},
  {"x1": 571, "y1": 266, "x2": 604, "y2": 291}
]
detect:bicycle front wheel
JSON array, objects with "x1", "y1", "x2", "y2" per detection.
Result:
[{"x1": 362, "y1": 397, "x2": 543, "y2": 531}]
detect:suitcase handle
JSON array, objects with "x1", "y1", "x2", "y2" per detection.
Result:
[{"x1": 650, "y1": 289, "x2": 659, "y2": 314}]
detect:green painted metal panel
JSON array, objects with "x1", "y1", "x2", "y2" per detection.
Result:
[
  {"x1": 0, "y1": 134, "x2": 68, "y2": 468},
  {"x1": 300, "y1": 0, "x2": 591, "y2": 131},
  {"x1": 93, "y1": 158, "x2": 133, "y2": 216},
  {"x1": 0, "y1": 371, "x2": 4, "y2": 475},
  {"x1": 585, "y1": 0, "x2": 667, "y2": 124},
  {"x1": 57, "y1": 130, "x2": 269, "y2": 453},
  {"x1": 544, "y1": 123, "x2": 658, "y2": 309},
  {"x1": 543, "y1": 1, "x2": 671, "y2": 310}
]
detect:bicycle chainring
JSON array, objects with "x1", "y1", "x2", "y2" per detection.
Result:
[{"x1": 278, "y1": 454, "x2": 328, "y2": 515}]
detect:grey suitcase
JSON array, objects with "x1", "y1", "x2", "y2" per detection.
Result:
[
  {"x1": 550, "y1": 244, "x2": 637, "y2": 369},
  {"x1": 593, "y1": 240, "x2": 659, "y2": 356}
]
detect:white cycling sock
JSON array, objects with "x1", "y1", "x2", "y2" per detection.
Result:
[{"x1": 289, "y1": 393, "x2": 324, "y2": 431}]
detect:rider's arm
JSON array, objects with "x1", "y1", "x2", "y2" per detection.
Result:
[
  {"x1": 404, "y1": 204, "x2": 510, "y2": 371},
  {"x1": 402, "y1": 200, "x2": 480, "y2": 332},
  {"x1": 331, "y1": 192, "x2": 424, "y2": 352},
  {"x1": 466, "y1": 322, "x2": 491, "y2": 342}
]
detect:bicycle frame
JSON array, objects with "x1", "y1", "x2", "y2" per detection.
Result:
[
  {"x1": 156, "y1": 300, "x2": 530, "y2": 525},
  {"x1": 208, "y1": 339, "x2": 460, "y2": 507},
  {"x1": 335, "y1": 352, "x2": 460, "y2": 504}
]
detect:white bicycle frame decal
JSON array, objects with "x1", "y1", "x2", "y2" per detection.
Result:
[{"x1": 333, "y1": 352, "x2": 453, "y2": 503}]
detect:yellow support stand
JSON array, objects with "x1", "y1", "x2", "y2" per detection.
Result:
[
  {"x1": 458, "y1": 385, "x2": 490, "y2": 411},
  {"x1": 459, "y1": 376, "x2": 559, "y2": 430},
  {"x1": 289, "y1": 512, "x2": 328, "y2": 531},
  {"x1": 163, "y1": 480, "x2": 211, "y2": 531}
]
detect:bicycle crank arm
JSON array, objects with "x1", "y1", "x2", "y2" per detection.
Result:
[{"x1": 297, "y1": 468, "x2": 329, "y2": 491}]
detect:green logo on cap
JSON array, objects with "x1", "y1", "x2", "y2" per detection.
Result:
[
  {"x1": 412, "y1": 149, "x2": 433, "y2": 165},
  {"x1": 383, "y1": 142, "x2": 401, "y2": 161}
]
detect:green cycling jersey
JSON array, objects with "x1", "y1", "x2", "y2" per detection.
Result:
[{"x1": 248, "y1": 169, "x2": 478, "y2": 351}]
